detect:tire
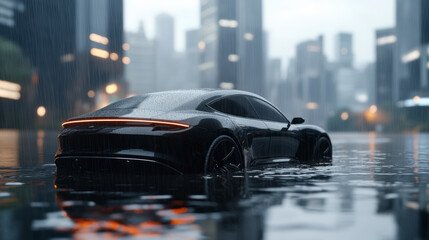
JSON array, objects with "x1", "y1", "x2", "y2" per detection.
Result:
[
  {"x1": 204, "y1": 135, "x2": 243, "y2": 175},
  {"x1": 312, "y1": 136, "x2": 332, "y2": 161}
]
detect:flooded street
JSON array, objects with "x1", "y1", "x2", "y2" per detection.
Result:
[{"x1": 0, "y1": 130, "x2": 428, "y2": 240}]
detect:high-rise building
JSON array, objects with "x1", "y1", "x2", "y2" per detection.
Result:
[
  {"x1": 185, "y1": 29, "x2": 200, "y2": 89},
  {"x1": 199, "y1": 0, "x2": 264, "y2": 95},
  {"x1": 394, "y1": 0, "x2": 429, "y2": 105},
  {"x1": 335, "y1": 33, "x2": 354, "y2": 69},
  {"x1": 0, "y1": 1, "x2": 25, "y2": 31},
  {"x1": 335, "y1": 67, "x2": 370, "y2": 111},
  {"x1": 294, "y1": 35, "x2": 327, "y2": 126},
  {"x1": 375, "y1": 28, "x2": 396, "y2": 108},
  {"x1": 295, "y1": 35, "x2": 325, "y2": 104},
  {"x1": 125, "y1": 22, "x2": 157, "y2": 94},
  {"x1": 265, "y1": 58, "x2": 282, "y2": 103},
  {"x1": 155, "y1": 13, "x2": 175, "y2": 58},
  {"x1": 0, "y1": 0, "x2": 124, "y2": 126},
  {"x1": 155, "y1": 13, "x2": 175, "y2": 91}
]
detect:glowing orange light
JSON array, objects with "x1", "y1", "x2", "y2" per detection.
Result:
[
  {"x1": 90, "y1": 48, "x2": 109, "y2": 59},
  {"x1": 170, "y1": 215, "x2": 196, "y2": 225},
  {"x1": 0, "y1": 79, "x2": 21, "y2": 92},
  {"x1": 172, "y1": 207, "x2": 188, "y2": 214},
  {"x1": 122, "y1": 43, "x2": 130, "y2": 51},
  {"x1": 413, "y1": 95, "x2": 420, "y2": 104},
  {"x1": 105, "y1": 83, "x2": 118, "y2": 94},
  {"x1": 341, "y1": 112, "x2": 349, "y2": 120},
  {"x1": 369, "y1": 105, "x2": 378, "y2": 114},
  {"x1": 0, "y1": 89, "x2": 20, "y2": 100},
  {"x1": 306, "y1": 102, "x2": 318, "y2": 110},
  {"x1": 0, "y1": 80, "x2": 21, "y2": 100},
  {"x1": 110, "y1": 52, "x2": 119, "y2": 61},
  {"x1": 365, "y1": 106, "x2": 378, "y2": 123},
  {"x1": 87, "y1": 90, "x2": 95, "y2": 98},
  {"x1": 89, "y1": 33, "x2": 109, "y2": 45},
  {"x1": 140, "y1": 221, "x2": 162, "y2": 229},
  {"x1": 62, "y1": 118, "x2": 190, "y2": 128},
  {"x1": 37, "y1": 106, "x2": 46, "y2": 117},
  {"x1": 122, "y1": 56, "x2": 131, "y2": 64}
]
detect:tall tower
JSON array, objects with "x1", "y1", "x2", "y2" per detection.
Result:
[
  {"x1": 335, "y1": 32, "x2": 354, "y2": 69},
  {"x1": 394, "y1": 0, "x2": 429, "y2": 103},
  {"x1": 375, "y1": 28, "x2": 396, "y2": 108},
  {"x1": 125, "y1": 22, "x2": 157, "y2": 94},
  {"x1": 155, "y1": 13, "x2": 175, "y2": 91},
  {"x1": 199, "y1": 0, "x2": 264, "y2": 96}
]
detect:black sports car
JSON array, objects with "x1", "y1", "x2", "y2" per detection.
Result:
[{"x1": 55, "y1": 89, "x2": 332, "y2": 175}]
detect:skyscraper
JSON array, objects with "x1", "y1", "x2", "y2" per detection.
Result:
[
  {"x1": 294, "y1": 35, "x2": 327, "y2": 126},
  {"x1": 265, "y1": 58, "x2": 282, "y2": 103},
  {"x1": 375, "y1": 28, "x2": 396, "y2": 108},
  {"x1": 125, "y1": 22, "x2": 157, "y2": 94},
  {"x1": 155, "y1": 13, "x2": 175, "y2": 58},
  {"x1": 199, "y1": 0, "x2": 264, "y2": 95},
  {"x1": 185, "y1": 29, "x2": 200, "y2": 89},
  {"x1": 295, "y1": 35, "x2": 325, "y2": 104},
  {"x1": 155, "y1": 13, "x2": 175, "y2": 91},
  {"x1": 1, "y1": 0, "x2": 124, "y2": 126},
  {"x1": 394, "y1": 0, "x2": 429, "y2": 104},
  {"x1": 335, "y1": 33, "x2": 354, "y2": 69}
]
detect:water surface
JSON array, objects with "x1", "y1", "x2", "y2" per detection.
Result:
[{"x1": 0, "y1": 130, "x2": 428, "y2": 239}]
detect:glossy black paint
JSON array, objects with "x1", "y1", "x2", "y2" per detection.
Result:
[{"x1": 55, "y1": 89, "x2": 331, "y2": 174}]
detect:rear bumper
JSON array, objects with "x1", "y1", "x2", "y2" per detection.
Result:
[
  {"x1": 55, "y1": 155, "x2": 182, "y2": 175},
  {"x1": 55, "y1": 125, "x2": 216, "y2": 174}
]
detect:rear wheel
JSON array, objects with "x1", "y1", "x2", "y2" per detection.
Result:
[
  {"x1": 312, "y1": 136, "x2": 332, "y2": 161},
  {"x1": 204, "y1": 135, "x2": 243, "y2": 175}
]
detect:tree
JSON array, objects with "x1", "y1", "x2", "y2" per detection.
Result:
[{"x1": 0, "y1": 37, "x2": 31, "y2": 87}]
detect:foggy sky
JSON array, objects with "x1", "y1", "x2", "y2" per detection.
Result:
[{"x1": 125, "y1": 0, "x2": 394, "y2": 70}]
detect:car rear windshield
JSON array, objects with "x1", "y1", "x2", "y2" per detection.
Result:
[{"x1": 102, "y1": 91, "x2": 206, "y2": 111}]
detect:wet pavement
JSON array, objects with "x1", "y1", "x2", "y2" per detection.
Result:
[{"x1": 0, "y1": 130, "x2": 428, "y2": 240}]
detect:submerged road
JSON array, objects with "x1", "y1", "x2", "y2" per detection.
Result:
[{"x1": 0, "y1": 130, "x2": 428, "y2": 239}]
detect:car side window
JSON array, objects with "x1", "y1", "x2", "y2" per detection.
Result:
[
  {"x1": 247, "y1": 97, "x2": 288, "y2": 123},
  {"x1": 209, "y1": 95, "x2": 258, "y2": 119}
]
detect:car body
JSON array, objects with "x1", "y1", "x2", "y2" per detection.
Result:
[{"x1": 55, "y1": 89, "x2": 332, "y2": 175}]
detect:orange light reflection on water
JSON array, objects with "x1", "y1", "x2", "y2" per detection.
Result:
[
  {"x1": 368, "y1": 131, "x2": 376, "y2": 181},
  {"x1": 0, "y1": 130, "x2": 19, "y2": 168}
]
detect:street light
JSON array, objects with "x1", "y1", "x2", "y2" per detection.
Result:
[
  {"x1": 37, "y1": 106, "x2": 46, "y2": 117},
  {"x1": 105, "y1": 83, "x2": 118, "y2": 95},
  {"x1": 341, "y1": 112, "x2": 349, "y2": 120},
  {"x1": 369, "y1": 105, "x2": 378, "y2": 114},
  {"x1": 122, "y1": 56, "x2": 131, "y2": 64},
  {"x1": 87, "y1": 90, "x2": 95, "y2": 98},
  {"x1": 306, "y1": 102, "x2": 318, "y2": 110}
]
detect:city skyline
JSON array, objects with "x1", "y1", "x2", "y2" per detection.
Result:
[{"x1": 124, "y1": 0, "x2": 394, "y2": 71}]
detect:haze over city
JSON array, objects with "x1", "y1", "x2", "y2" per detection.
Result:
[
  {"x1": 1, "y1": 1, "x2": 429, "y2": 239},
  {"x1": 125, "y1": 0, "x2": 394, "y2": 68}
]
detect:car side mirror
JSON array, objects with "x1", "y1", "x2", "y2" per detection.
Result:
[{"x1": 291, "y1": 117, "x2": 305, "y2": 125}]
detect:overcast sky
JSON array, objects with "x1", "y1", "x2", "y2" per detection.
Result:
[{"x1": 125, "y1": 0, "x2": 394, "y2": 70}]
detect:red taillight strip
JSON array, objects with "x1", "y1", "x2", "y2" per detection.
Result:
[{"x1": 61, "y1": 118, "x2": 190, "y2": 128}]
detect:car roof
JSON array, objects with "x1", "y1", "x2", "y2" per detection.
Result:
[
  {"x1": 68, "y1": 89, "x2": 267, "y2": 121},
  {"x1": 102, "y1": 89, "x2": 264, "y2": 112}
]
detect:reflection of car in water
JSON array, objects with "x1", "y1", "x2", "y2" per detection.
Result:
[
  {"x1": 54, "y1": 172, "x2": 280, "y2": 239},
  {"x1": 55, "y1": 89, "x2": 332, "y2": 174}
]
